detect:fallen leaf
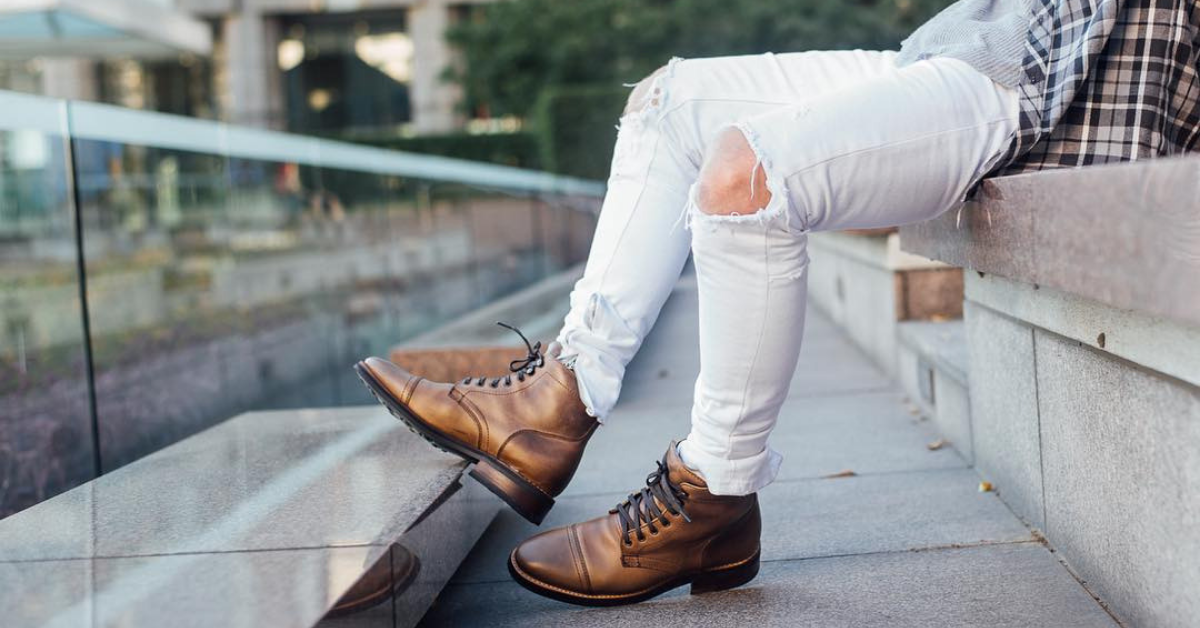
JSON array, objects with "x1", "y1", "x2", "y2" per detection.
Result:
[
  {"x1": 822, "y1": 469, "x2": 857, "y2": 479},
  {"x1": 926, "y1": 439, "x2": 946, "y2": 451},
  {"x1": 978, "y1": 481, "x2": 994, "y2": 493}
]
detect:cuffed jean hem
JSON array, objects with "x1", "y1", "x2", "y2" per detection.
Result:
[{"x1": 677, "y1": 438, "x2": 784, "y2": 496}]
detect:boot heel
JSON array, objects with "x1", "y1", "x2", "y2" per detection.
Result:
[
  {"x1": 691, "y1": 552, "x2": 760, "y2": 595},
  {"x1": 469, "y1": 458, "x2": 554, "y2": 525}
]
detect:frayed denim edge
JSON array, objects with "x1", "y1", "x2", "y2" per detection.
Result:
[{"x1": 684, "y1": 120, "x2": 793, "y2": 233}]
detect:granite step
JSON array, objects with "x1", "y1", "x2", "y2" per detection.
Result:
[
  {"x1": 425, "y1": 278, "x2": 1116, "y2": 627},
  {"x1": 0, "y1": 406, "x2": 498, "y2": 628}
]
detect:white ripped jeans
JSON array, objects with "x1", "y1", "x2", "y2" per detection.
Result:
[{"x1": 556, "y1": 50, "x2": 1019, "y2": 495}]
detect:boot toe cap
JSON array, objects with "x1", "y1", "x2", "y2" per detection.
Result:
[
  {"x1": 510, "y1": 527, "x2": 588, "y2": 594},
  {"x1": 360, "y1": 357, "x2": 420, "y2": 402}
]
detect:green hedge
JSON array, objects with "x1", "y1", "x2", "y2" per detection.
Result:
[
  {"x1": 530, "y1": 84, "x2": 628, "y2": 180},
  {"x1": 344, "y1": 131, "x2": 542, "y2": 170}
]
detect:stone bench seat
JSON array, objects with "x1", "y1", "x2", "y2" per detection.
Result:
[
  {"x1": 0, "y1": 406, "x2": 497, "y2": 628},
  {"x1": 898, "y1": 155, "x2": 1200, "y2": 628},
  {"x1": 901, "y1": 155, "x2": 1200, "y2": 327}
]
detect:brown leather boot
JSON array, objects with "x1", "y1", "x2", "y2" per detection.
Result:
[
  {"x1": 508, "y1": 442, "x2": 761, "y2": 606},
  {"x1": 354, "y1": 324, "x2": 598, "y2": 524}
]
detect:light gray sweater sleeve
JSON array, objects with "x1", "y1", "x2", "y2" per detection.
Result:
[{"x1": 895, "y1": 0, "x2": 1032, "y2": 87}]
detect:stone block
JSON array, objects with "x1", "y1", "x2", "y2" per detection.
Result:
[
  {"x1": 965, "y1": 302, "x2": 1044, "y2": 528},
  {"x1": 1036, "y1": 331, "x2": 1200, "y2": 628},
  {"x1": 897, "y1": 321, "x2": 973, "y2": 463},
  {"x1": 966, "y1": 272, "x2": 1200, "y2": 388},
  {"x1": 932, "y1": 367, "x2": 973, "y2": 463}
]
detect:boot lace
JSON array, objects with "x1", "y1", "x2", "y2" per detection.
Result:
[
  {"x1": 460, "y1": 322, "x2": 544, "y2": 388},
  {"x1": 612, "y1": 456, "x2": 692, "y2": 545}
]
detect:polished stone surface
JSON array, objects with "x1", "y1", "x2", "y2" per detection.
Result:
[
  {"x1": 0, "y1": 407, "x2": 465, "y2": 561},
  {"x1": 430, "y1": 278, "x2": 1111, "y2": 626},
  {"x1": 0, "y1": 406, "x2": 497, "y2": 627},
  {"x1": 3, "y1": 545, "x2": 381, "y2": 628}
]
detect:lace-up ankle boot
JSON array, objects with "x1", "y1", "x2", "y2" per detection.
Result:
[
  {"x1": 355, "y1": 323, "x2": 597, "y2": 524},
  {"x1": 508, "y1": 441, "x2": 761, "y2": 605}
]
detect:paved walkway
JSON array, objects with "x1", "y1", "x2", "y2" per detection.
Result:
[{"x1": 422, "y1": 276, "x2": 1118, "y2": 627}]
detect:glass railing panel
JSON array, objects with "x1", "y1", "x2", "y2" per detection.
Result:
[
  {"x1": 1, "y1": 91, "x2": 605, "y2": 514},
  {"x1": 213, "y1": 154, "x2": 350, "y2": 413},
  {"x1": 0, "y1": 94, "x2": 95, "y2": 517},
  {"x1": 72, "y1": 136, "x2": 233, "y2": 472},
  {"x1": 443, "y1": 183, "x2": 546, "y2": 309},
  {"x1": 533, "y1": 193, "x2": 600, "y2": 275}
]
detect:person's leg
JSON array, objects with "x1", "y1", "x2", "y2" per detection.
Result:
[
  {"x1": 358, "y1": 50, "x2": 913, "y2": 525},
  {"x1": 509, "y1": 55, "x2": 1018, "y2": 605},
  {"x1": 681, "y1": 56, "x2": 1019, "y2": 494},
  {"x1": 558, "y1": 51, "x2": 902, "y2": 418}
]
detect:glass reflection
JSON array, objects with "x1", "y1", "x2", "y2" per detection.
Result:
[
  {"x1": 0, "y1": 126, "x2": 94, "y2": 518},
  {"x1": 4, "y1": 114, "x2": 599, "y2": 518}
]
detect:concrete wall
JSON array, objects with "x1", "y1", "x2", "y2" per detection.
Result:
[{"x1": 963, "y1": 272, "x2": 1200, "y2": 628}]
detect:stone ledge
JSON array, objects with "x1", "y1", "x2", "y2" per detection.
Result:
[
  {"x1": 899, "y1": 155, "x2": 1200, "y2": 327},
  {"x1": 966, "y1": 272, "x2": 1200, "y2": 387},
  {"x1": 0, "y1": 406, "x2": 498, "y2": 628},
  {"x1": 896, "y1": 320, "x2": 969, "y2": 386}
]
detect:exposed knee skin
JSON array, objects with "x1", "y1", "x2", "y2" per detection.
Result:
[
  {"x1": 624, "y1": 65, "x2": 670, "y2": 115},
  {"x1": 696, "y1": 127, "x2": 772, "y2": 216}
]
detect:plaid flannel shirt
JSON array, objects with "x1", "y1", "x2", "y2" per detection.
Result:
[
  {"x1": 998, "y1": 0, "x2": 1200, "y2": 174},
  {"x1": 998, "y1": 0, "x2": 1200, "y2": 172}
]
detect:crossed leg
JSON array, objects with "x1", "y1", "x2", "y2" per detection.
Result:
[
  {"x1": 558, "y1": 50, "x2": 1018, "y2": 492},
  {"x1": 508, "y1": 50, "x2": 1020, "y2": 605},
  {"x1": 359, "y1": 46, "x2": 1020, "y2": 610}
]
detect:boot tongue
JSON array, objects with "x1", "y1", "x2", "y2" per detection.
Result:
[{"x1": 665, "y1": 440, "x2": 706, "y2": 489}]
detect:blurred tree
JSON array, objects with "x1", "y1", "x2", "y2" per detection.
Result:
[
  {"x1": 444, "y1": 0, "x2": 955, "y2": 177},
  {"x1": 446, "y1": 0, "x2": 953, "y2": 119}
]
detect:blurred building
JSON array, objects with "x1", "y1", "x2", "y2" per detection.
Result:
[{"x1": 0, "y1": 0, "x2": 498, "y2": 136}]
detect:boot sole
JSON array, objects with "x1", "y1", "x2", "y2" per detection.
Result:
[
  {"x1": 354, "y1": 362, "x2": 555, "y2": 525},
  {"x1": 507, "y1": 549, "x2": 761, "y2": 606}
]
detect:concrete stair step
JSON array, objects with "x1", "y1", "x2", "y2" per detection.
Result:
[
  {"x1": 897, "y1": 319, "x2": 974, "y2": 463},
  {"x1": 0, "y1": 406, "x2": 497, "y2": 628},
  {"x1": 426, "y1": 277, "x2": 1116, "y2": 627}
]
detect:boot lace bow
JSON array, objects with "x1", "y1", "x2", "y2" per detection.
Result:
[{"x1": 461, "y1": 322, "x2": 544, "y2": 388}]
